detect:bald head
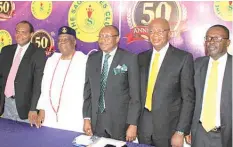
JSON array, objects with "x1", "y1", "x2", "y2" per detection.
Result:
[
  {"x1": 148, "y1": 18, "x2": 171, "y2": 51},
  {"x1": 149, "y1": 18, "x2": 170, "y2": 30},
  {"x1": 101, "y1": 25, "x2": 119, "y2": 36}
]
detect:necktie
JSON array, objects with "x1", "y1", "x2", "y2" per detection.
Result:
[
  {"x1": 4, "y1": 48, "x2": 23, "y2": 98},
  {"x1": 98, "y1": 54, "x2": 111, "y2": 113},
  {"x1": 201, "y1": 61, "x2": 219, "y2": 132},
  {"x1": 145, "y1": 53, "x2": 160, "y2": 111}
]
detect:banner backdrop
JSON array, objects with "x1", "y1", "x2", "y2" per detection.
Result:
[{"x1": 0, "y1": 1, "x2": 232, "y2": 58}]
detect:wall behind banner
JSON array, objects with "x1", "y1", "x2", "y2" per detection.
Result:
[{"x1": 0, "y1": 1, "x2": 232, "y2": 57}]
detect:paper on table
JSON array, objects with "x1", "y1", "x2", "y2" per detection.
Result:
[
  {"x1": 90, "y1": 137, "x2": 126, "y2": 147},
  {"x1": 72, "y1": 135, "x2": 93, "y2": 146}
]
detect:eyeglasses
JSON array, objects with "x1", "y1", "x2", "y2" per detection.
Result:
[
  {"x1": 97, "y1": 34, "x2": 118, "y2": 39},
  {"x1": 204, "y1": 36, "x2": 229, "y2": 42},
  {"x1": 149, "y1": 29, "x2": 170, "y2": 36}
]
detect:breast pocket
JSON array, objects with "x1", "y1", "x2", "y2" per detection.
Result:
[{"x1": 113, "y1": 71, "x2": 128, "y2": 83}]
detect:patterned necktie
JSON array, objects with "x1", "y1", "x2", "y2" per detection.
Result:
[
  {"x1": 98, "y1": 53, "x2": 111, "y2": 113},
  {"x1": 145, "y1": 53, "x2": 160, "y2": 111},
  {"x1": 4, "y1": 48, "x2": 24, "y2": 98},
  {"x1": 201, "y1": 61, "x2": 219, "y2": 132}
]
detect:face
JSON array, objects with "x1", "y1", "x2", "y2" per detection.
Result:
[
  {"x1": 15, "y1": 23, "x2": 33, "y2": 46},
  {"x1": 205, "y1": 27, "x2": 230, "y2": 60},
  {"x1": 58, "y1": 34, "x2": 76, "y2": 56},
  {"x1": 98, "y1": 27, "x2": 119, "y2": 53},
  {"x1": 148, "y1": 19, "x2": 171, "y2": 51}
]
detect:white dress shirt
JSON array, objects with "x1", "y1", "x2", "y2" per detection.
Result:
[
  {"x1": 14, "y1": 42, "x2": 30, "y2": 61},
  {"x1": 145, "y1": 43, "x2": 169, "y2": 107},
  {"x1": 200, "y1": 53, "x2": 228, "y2": 127},
  {"x1": 148, "y1": 43, "x2": 169, "y2": 81},
  {"x1": 101, "y1": 47, "x2": 118, "y2": 72}
]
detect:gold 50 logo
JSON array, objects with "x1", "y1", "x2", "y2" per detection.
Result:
[
  {"x1": 126, "y1": 1, "x2": 186, "y2": 43},
  {"x1": 0, "y1": 1, "x2": 15, "y2": 21},
  {"x1": 31, "y1": 30, "x2": 55, "y2": 56},
  {"x1": 68, "y1": 1, "x2": 113, "y2": 42},
  {"x1": 0, "y1": 30, "x2": 12, "y2": 52}
]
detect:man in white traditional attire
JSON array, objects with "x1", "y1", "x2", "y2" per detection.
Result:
[{"x1": 36, "y1": 26, "x2": 87, "y2": 132}]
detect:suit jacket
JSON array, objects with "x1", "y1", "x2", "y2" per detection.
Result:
[
  {"x1": 138, "y1": 44, "x2": 195, "y2": 138},
  {"x1": 0, "y1": 43, "x2": 46, "y2": 119},
  {"x1": 83, "y1": 48, "x2": 141, "y2": 137},
  {"x1": 191, "y1": 54, "x2": 232, "y2": 147}
]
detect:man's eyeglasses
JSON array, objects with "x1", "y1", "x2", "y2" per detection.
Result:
[
  {"x1": 149, "y1": 29, "x2": 170, "y2": 36},
  {"x1": 204, "y1": 36, "x2": 229, "y2": 42},
  {"x1": 97, "y1": 34, "x2": 119, "y2": 39}
]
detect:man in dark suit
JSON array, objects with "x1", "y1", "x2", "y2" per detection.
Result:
[
  {"x1": 186, "y1": 25, "x2": 232, "y2": 147},
  {"x1": 83, "y1": 25, "x2": 141, "y2": 142},
  {"x1": 138, "y1": 18, "x2": 195, "y2": 147},
  {"x1": 0, "y1": 20, "x2": 46, "y2": 126}
]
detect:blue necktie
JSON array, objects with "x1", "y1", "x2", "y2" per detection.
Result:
[{"x1": 98, "y1": 54, "x2": 111, "y2": 113}]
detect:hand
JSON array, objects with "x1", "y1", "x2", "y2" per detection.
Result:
[
  {"x1": 126, "y1": 125, "x2": 137, "y2": 142},
  {"x1": 36, "y1": 110, "x2": 45, "y2": 128},
  {"x1": 83, "y1": 119, "x2": 93, "y2": 136},
  {"x1": 28, "y1": 111, "x2": 38, "y2": 127},
  {"x1": 185, "y1": 134, "x2": 191, "y2": 145},
  {"x1": 171, "y1": 132, "x2": 184, "y2": 147}
]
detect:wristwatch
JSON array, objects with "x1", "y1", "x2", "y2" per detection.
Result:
[{"x1": 176, "y1": 131, "x2": 184, "y2": 135}]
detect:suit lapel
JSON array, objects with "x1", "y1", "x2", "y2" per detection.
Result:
[
  {"x1": 154, "y1": 45, "x2": 173, "y2": 89},
  {"x1": 196, "y1": 57, "x2": 209, "y2": 116},
  {"x1": 199, "y1": 57, "x2": 209, "y2": 101},
  {"x1": 106, "y1": 49, "x2": 123, "y2": 88},
  {"x1": 4, "y1": 45, "x2": 17, "y2": 75},
  {"x1": 15, "y1": 43, "x2": 34, "y2": 79},
  {"x1": 7, "y1": 45, "x2": 17, "y2": 67},
  {"x1": 220, "y1": 54, "x2": 232, "y2": 125},
  {"x1": 141, "y1": 50, "x2": 152, "y2": 101},
  {"x1": 94, "y1": 51, "x2": 103, "y2": 98}
]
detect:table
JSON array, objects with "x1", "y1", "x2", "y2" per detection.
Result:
[{"x1": 0, "y1": 118, "x2": 153, "y2": 147}]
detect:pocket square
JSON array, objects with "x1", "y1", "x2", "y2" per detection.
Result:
[{"x1": 113, "y1": 64, "x2": 127, "y2": 75}]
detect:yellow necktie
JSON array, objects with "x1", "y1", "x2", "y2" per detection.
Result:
[
  {"x1": 145, "y1": 53, "x2": 160, "y2": 111},
  {"x1": 201, "y1": 61, "x2": 219, "y2": 132}
]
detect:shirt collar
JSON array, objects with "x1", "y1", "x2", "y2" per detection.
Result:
[
  {"x1": 209, "y1": 53, "x2": 228, "y2": 63},
  {"x1": 152, "y1": 43, "x2": 169, "y2": 54},
  {"x1": 103, "y1": 46, "x2": 118, "y2": 58},
  {"x1": 17, "y1": 42, "x2": 30, "y2": 50}
]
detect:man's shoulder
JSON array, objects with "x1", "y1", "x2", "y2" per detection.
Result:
[
  {"x1": 138, "y1": 49, "x2": 151, "y2": 57},
  {"x1": 170, "y1": 45, "x2": 192, "y2": 57},
  {"x1": 117, "y1": 48, "x2": 136, "y2": 57},
  {"x1": 88, "y1": 50, "x2": 101, "y2": 58},
  {"x1": 1, "y1": 44, "x2": 16, "y2": 53},
  {"x1": 195, "y1": 56, "x2": 208, "y2": 64},
  {"x1": 194, "y1": 56, "x2": 209, "y2": 70}
]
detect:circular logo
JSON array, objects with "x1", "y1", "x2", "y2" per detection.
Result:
[
  {"x1": 126, "y1": 1, "x2": 183, "y2": 43},
  {"x1": 31, "y1": 1, "x2": 52, "y2": 20},
  {"x1": 214, "y1": 1, "x2": 232, "y2": 21},
  {"x1": 0, "y1": 1, "x2": 15, "y2": 21},
  {"x1": 31, "y1": 30, "x2": 55, "y2": 56},
  {"x1": 0, "y1": 30, "x2": 12, "y2": 52},
  {"x1": 68, "y1": 1, "x2": 113, "y2": 42}
]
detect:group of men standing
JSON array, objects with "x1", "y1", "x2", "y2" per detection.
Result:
[{"x1": 0, "y1": 18, "x2": 231, "y2": 147}]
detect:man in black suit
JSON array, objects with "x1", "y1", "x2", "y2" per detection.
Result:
[
  {"x1": 138, "y1": 18, "x2": 195, "y2": 147},
  {"x1": 83, "y1": 25, "x2": 141, "y2": 142},
  {"x1": 0, "y1": 20, "x2": 46, "y2": 126},
  {"x1": 185, "y1": 25, "x2": 232, "y2": 147}
]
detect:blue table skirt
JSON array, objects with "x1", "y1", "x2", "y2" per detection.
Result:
[{"x1": 0, "y1": 118, "x2": 153, "y2": 147}]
